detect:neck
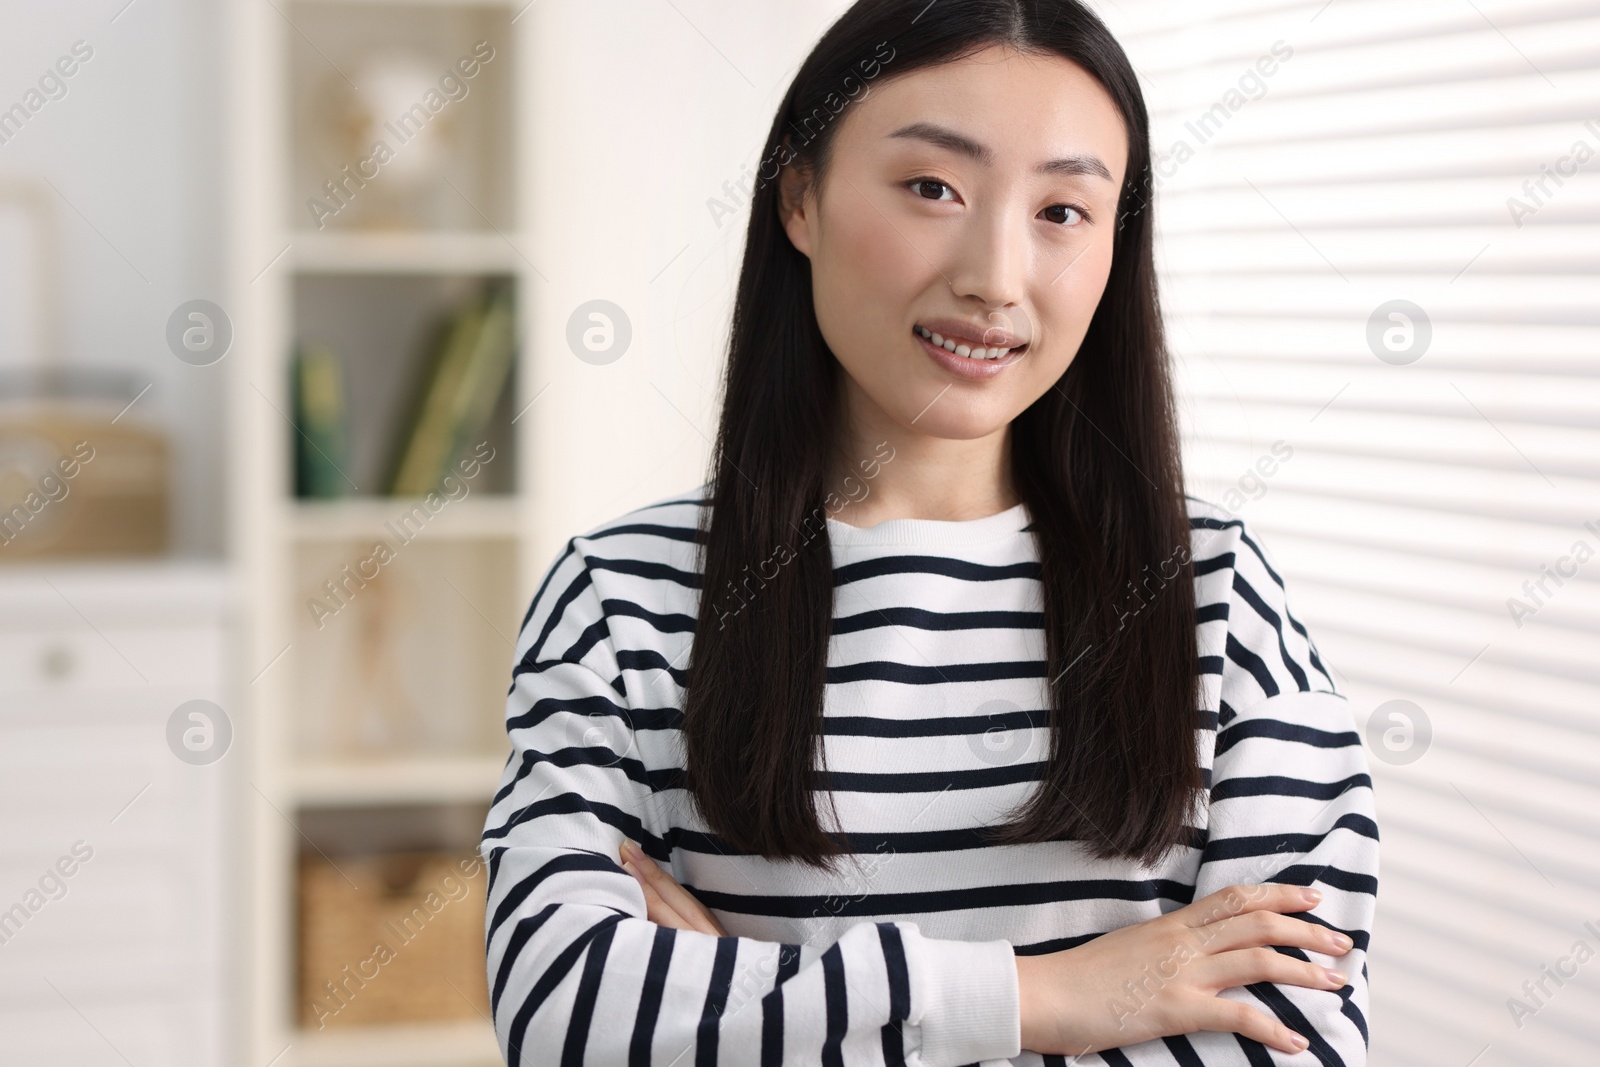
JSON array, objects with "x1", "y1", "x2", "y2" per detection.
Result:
[{"x1": 825, "y1": 377, "x2": 1018, "y2": 528}]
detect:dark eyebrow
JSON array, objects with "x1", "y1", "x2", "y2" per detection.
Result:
[{"x1": 887, "y1": 121, "x2": 1114, "y2": 181}]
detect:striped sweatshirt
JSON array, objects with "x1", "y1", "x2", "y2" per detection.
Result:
[{"x1": 480, "y1": 487, "x2": 1378, "y2": 1067}]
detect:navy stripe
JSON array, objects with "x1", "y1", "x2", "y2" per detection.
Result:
[
  {"x1": 760, "y1": 943, "x2": 803, "y2": 1067},
  {"x1": 482, "y1": 790, "x2": 655, "y2": 846},
  {"x1": 1276, "y1": 946, "x2": 1371, "y2": 1044},
  {"x1": 588, "y1": 554, "x2": 703, "y2": 589},
  {"x1": 816, "y1": 760, "x2": 1044, "y2": 792},
  {"x1": 492, "y1": 903, "x2": 562, "y2": 1013},
  {"x1": 488, "y1": 852, "x2": 620, "y2": 938},
  {"x1": 1163, "y1": 1034, "x2": 1208, "y2": 1066},
  {"x1": 832, "y1": 606, "x2": 1044, "y2": 634},
  {"x1": 630, "y1": 926, "x2": 676, "y2": 1067},
  {"x1": 1236, "y1": 1034, "x2": 1277, "y2": 1066},
  {"x1": 834, "y1": 555, "x2": 1040, "y2": 585},
  {"x1": 1201, "y1": 814, "x2": 1380, "y2": 863},
  {"x1": 690, "y1": 876, "x2": 1198, "y2": 918},
  {"x1": 827, "y1": 659, "x2": 1048, "y2": 685},
  {"x1": 617, "y1": 648, "x2": 690, "y2": 687},
  {"x1": 1226, "y1": 632, "x2": 1279, "y2": 698},
  {"x1": 528, "y1": 565, "x2": 594, "y2": 662},
  {"x1": 877, "y1": 923, "x2": 910, "y2": 1066},
  {"x1": 587, "y1": 520, "x2": 702, "y2": 545},
  {"x1": 562, "y1": 920, "x2": 617, "y2": 1067},
  {"x1": 603, "y1": 597, "x2": 699, "y2": 633},
  {"x1": 1246, "y1": 979, "x2": 1347, "y2": 1067},
  {"x1": 564, "y1": 615, "x2": 614, "y2": 665},
  {"x1": 1233, "y1": 573, "x2": 1310, "y2": 691},
  {"x1": 819, "y1": 943, "x2": 848, "y2": 1067},
  {"x1": 507, "y1": 913, "x2": 625, "y2": 1064},
  {"x1": 1215, "y1": 716, "x2": 1357, "y2": 757},
  {"x1": 695, "y1": 936, "x2": 739, "y2": 1067},
  {"x1": 825, "y1": 707, "x2": 1049, "y2": 738},
  {"x1": 520, "y1": 538, "x2": 578, "y2": 633},
  {"x1": 504, "y1": 690, "x2": 629, "y2": 737},
  {"x1": 1211, "y1": 773, "x2": 1371, "y2": 803}
]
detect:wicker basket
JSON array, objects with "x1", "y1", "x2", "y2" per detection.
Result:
[
  {"x1": 0, "y1": 406, "x2": 167, "y2": 559},
  {"x1": 297, "y1": 849, "x2": 491, "y2": 1029}
]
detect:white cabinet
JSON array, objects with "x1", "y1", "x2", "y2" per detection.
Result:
[{"x1": 0, "y1": 563, "x2": 232, "y2": 1067}]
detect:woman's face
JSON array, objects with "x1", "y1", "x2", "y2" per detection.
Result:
[{"x1": 780, "y1": 44, "x2": 1129, "y2": 442}]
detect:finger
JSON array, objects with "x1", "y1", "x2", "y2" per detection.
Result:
[
  {"x1": 1193, "y1": 909, "x2": 1354, "y2": 957},
  {"x1": 1177, "y1": 883, "x2": 1320, "y2": 929},
  {"x1": 619, "y1": 842, "x2": 692, "y2": 928},
  {"x1": 625, "y1": 855, "x2": 696, "y2": 930},
  {"x1": 623, "y1": 842, "x2": 725, "y2": 936},
  {"x1": 1193, "y1": 996, "x2": 1311, "y2": 1056},
  {"x1": 1198, "y1": 946, "x2": 1348, "y2": 995}
]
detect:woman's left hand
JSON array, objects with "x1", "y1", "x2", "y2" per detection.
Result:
[{"x1": 620, "y1": 839, "x2": 729, "y2": 936}]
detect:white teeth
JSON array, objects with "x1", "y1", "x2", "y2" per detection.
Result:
[{"x1": 915, "y1": 324, "x2": 1013, "y2": 361}]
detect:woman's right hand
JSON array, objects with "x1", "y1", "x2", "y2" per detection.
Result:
[{"x1": 1015, "y1": 883, "x2": 1353, "y2": 1057}]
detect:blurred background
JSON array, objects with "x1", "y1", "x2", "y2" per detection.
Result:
[{"x1": 0, "y1": 0, "x2": 1594, "y2": 1064}]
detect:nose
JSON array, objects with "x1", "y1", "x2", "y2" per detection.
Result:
[{"x1": 945, "y1": 204, "x2": 1028, "y2": 321}]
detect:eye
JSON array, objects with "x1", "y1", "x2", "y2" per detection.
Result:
[
  {"x1": 908, "y1": 177, "x2": 957, "y2": 202},
  {"x1": 1041, "y1": 203, "x2": 1090, "y2": 226}
]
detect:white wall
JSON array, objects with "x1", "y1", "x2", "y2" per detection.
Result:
[
  {"x1": 0, "y1": 0, "x2": 227, "y2": 557},
  {"x1": 519, "y1": 0, "x2": 855, "y2": 570}
]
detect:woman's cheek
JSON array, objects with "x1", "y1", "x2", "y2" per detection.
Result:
[
  {"x1": 817, "y1": 193, "x2": 923, "y2": 358},
  {"x1": 1030, "y1": 243, "x2": 1114, "y2": 382},
  {"x1": 837, "y1": 189, "x2": 923, "y2": 281}
]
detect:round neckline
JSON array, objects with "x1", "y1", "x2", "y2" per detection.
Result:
[{"x1": 825, "y1": 501, "x2": 1031, "y2": 547}]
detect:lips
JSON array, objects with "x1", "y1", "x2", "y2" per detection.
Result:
[{"x1": 912, "y1": 321, "x2": 1028, "y2": 362}]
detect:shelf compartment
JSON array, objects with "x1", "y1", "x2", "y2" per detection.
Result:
[
  {"x1": 290, "y1": 231, "x2": 527, "y2": 274},
  {"x1": 287, "y1": 1021, "x2": 501, "y2": 1067},
  {"x1": 286, "y1": 1, "x2": 515, "y2": 233},
  {"x1": 296, "y1": 846, "x2": 491, "y2": 1033},
  {"x1": 292, "y1": 754, "x2": 506, "y2": 807},
  {"x1": 289, "y1": 496, "x2": 521, "y2": 542},
  {"x1": 291, "y1": 537, "x2": 517, "y2": 760},
  {"x1": 291, "y1": 272, "x2": 518, "y2": 498}
]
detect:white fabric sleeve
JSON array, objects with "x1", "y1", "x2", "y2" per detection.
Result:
[
  {"x1": 1185, "y1": 517, "x2": 1378, "y2": 1065},
  {"x1": 480, "y1": 654, "x2": 1022, "y2": 1067},
  {"x1": 1195, "y1": 688, "x2": 1378, "y2": 1066}
]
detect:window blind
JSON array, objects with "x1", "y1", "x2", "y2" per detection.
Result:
[{"x1": 1092, "y1": 2, "x2": 1600, "y2": 1063}]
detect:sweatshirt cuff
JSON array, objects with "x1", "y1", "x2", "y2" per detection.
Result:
[{"x1": 906, "y1": 931, "x2": 1022, "y2": 1067}]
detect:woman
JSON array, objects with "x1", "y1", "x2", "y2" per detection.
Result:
[{"x1": 480, "y1": 1, "x2": 1377, "y2": 1063}]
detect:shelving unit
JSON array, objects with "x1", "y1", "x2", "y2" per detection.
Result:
[
  {"x1": 228, "y1": 1, "x2": 537, "y2": 1063},
  {"x1": 288, "y1": 1021, "x2": 503, "y2": 1067}
]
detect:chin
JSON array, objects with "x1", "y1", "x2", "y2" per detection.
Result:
[{"x1": 894, "y1": 404, "x2": 1014, "y2": 441}]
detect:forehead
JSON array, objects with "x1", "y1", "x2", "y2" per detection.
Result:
[{"x1": 837, "y1": 43, "x2": 1129, "y2": 181}]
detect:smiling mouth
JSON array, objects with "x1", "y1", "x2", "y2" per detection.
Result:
[{"x1": 913, "y1": 324, "x2": 1027, "y2": 361}]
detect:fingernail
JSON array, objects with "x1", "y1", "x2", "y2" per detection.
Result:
[
  {"x1": 1302, "y1": 887, "x2": 1322, "y2": 905},
  {"x1": 621, "y1": 840, "x2": 640, "y2": 861},
  {"x1": 1332, "y1": 933, "x2": 1353, "y2": 950},
  {"x1": 622, "y1": 859, "x2": 638, "y2": 876},
  {"x1": 1324, "y1": 969, "x2": 1347, "y2": 987},
  {"x1": 1290, "y1": 1033, "x2": 1308, "y2": 1050}
]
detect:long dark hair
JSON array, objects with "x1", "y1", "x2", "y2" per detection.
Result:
[{"x1": 683, "y1": 0, "x2": 1200, "y2": 870}]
